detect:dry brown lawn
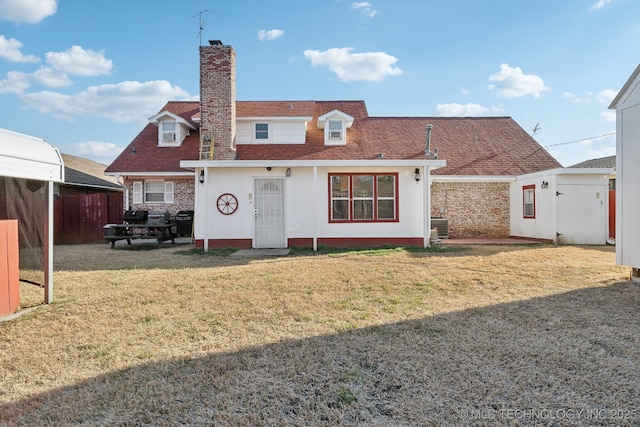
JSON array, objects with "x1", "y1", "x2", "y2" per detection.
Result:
[{"x1": 1, "y1": 242, "x2": 638, "y2": 426}]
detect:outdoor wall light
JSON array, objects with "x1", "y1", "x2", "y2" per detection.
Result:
[
  {"x1": 541, "y1": 180, "x2": 549, "y2": 189},
  {"x1": 286, "y1": 168, "x2": 291, "y2": 177},
  {"x1": 199, "y1": 170, "x2": 205, "y2": 184},
  {"x1": 415, "y1": 168, "x2": 421, "y2": 182},
  {"x1": 266, "y1": 167, "x2": 272, "y2": 171}
]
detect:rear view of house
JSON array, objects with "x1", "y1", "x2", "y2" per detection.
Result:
[{"x1": 106, "y1": 40, "x2": 560, "y2": 249}]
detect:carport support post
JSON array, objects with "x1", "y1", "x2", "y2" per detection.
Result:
[{"x1": 44, "y1": 181, "x2": 54, "y2": 303}]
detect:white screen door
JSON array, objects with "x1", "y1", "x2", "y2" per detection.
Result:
[{"x1": 254, "y1": 178, "x2": 286, "y2": 248}]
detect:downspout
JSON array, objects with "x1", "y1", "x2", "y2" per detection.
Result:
[
  {"x1": 313, "y1": 166, "x2": 318, "y2": 251},
  {"x1": 553, "y1": 177, "x2": 560, "y2": 245},
  {"x1": 424, "y1": 166, "x2": 430, "y2": 248}
]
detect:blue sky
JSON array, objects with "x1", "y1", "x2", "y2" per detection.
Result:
[{"x1": 0, "y1": 0, "x2": 638, "y2": 167}]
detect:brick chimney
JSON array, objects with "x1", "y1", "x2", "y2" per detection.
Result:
[{"x1": 199, "y1": 40, "x2": 236, "y2": 160}]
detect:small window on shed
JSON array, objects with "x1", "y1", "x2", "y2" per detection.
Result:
[{"x1": 523, "y1": 185, "x2": 535, "y2": 219}]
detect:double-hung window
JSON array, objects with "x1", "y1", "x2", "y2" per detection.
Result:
[
  {"x1": 329, "y1": 173, "x2": 398, "y2": 222},
  {"x1": 328, "y1": 120, "x2": 343, "y2": 140},
  {"x1": 523, "y1": 185, "x2": 535, "y2": 218},
  {"x1": 132, "y1": 181, "x2": 174, "y2": 204},
  {"x1": 255, "y1": 123, "x2": 269, "y2": 141},
  {"x1": 161, "y1": 121, "x2": 176, "y2": 141}
]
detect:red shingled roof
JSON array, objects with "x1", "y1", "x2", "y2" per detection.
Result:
[
  {"x1": 105, "y1": 101, "x2": 200, "y2": 174},
  {"x1": 106, "y1": 100, "x2": 561, "y2": 176}
]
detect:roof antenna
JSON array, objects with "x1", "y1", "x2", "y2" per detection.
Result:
[
  {"x1": 194, "y1": 9, "x2": 208, "y2": 46},
  {"x1": 532, "y1": 123, "x2": 542, "y2": 136}
]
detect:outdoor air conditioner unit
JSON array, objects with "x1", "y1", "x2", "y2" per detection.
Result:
[
  {"x1": 162, "y1": 132, "x2": 176, "y2": 141},
  {"x1": 431, "y1": 217, "x2": 449, "y2": 239}
]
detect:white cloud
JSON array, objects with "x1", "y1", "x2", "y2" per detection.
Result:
[
  {"x1": 19, "y1": 80, "x2": 191, "y2": 123},
  {"x1": 597, "y1": 89, "x2": 617, "y2": 103},
  {"x1": 488, "y1": 64, "x2": 550, "y2": 99},
  {"x1": 0, "y1": 71, "x2": 30, "y2": 94},
  {"x1": 460, "y1": 88, "x2": 470, "y2": 96},
  {"x1": 590, "y1": 0, "x2": 613, "y2": 11},
  {"x1": 601, "y1": 110, "x2": 616, "y2": 122},
  {"x1": 45, "y1": 45, "x2": 112, "y2": 76},
  {"x1": 435, "y1": 103, "x2": 489, "y2": 116},
  {"x1": 257, "y1": 29, "x2": 285, "y2": 41},
  {"x1": 303, "y1": 47, "x2": 402, "y2": 82},
  {"x1": 0, "y1": 0, "x2": 57, "y2": 23},
  {"x1": 352, "y1": 2, "x2": 377, "y2": 17},
  {"x1": 73, "y1": 141, "x2": 122, "y2": 164},
  {"x1": 0, "y1": 36, "x2": 39, "y2": 62},
  {"x1": 31, "y1": 66, "x2": 72, "y2": 87}
]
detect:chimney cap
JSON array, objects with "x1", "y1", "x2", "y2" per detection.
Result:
[{"x1": 208, "y1": 40, "x2": 223, "y2": 46}]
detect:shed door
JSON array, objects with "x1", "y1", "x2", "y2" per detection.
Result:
[
  {"x1": 557, "y1": 184, "x2": 606, "y2": 245},
  {"x1": 254, "y1": 178, "x2": 286, "y2": 248}
]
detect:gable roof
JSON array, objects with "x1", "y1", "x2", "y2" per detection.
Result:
[
  {"x1": 107, "y1": 100, "x2": 560, "y2": 176},
  {"x1": 61, "y1": 154, "x2": 123, "y2": 190},
  {"x1": 570, "y1": 155, "x2": 616, "y2": 169}
]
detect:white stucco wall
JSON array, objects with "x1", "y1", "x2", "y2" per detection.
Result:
[{"x1": 193, "y1": 165, "x2": 429, "y2": 246}]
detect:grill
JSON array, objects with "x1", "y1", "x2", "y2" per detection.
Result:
[
  {"x1": 147, "y1": 211, "x2": 171, "y2": 226},
  {"x1": 122, "y1": 210, "x2": 148, "y2": 224}
]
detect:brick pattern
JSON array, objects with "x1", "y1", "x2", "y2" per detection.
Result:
[
  {"x1": 123, "y1": 178, "x2": 194, "y2": 215},
  {"x1": 430, "y1": 181, "x2": 510, "y2": 238},
  {"x1": 199, "y1": 44, "x2": 236, "y2": 160}
]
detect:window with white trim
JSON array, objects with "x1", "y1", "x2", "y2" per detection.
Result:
[
  {"x1": 325, "y1": 119, "x2": 346, "y2": 144},
  {"x1": 132, "y1": 180, "x2": 174, "y2": 204},
  {"x1": 329, "y1": 173, "x2": 398, "y2": 222},
  {"x1": 523, "y1": 185, "x2": 535, "y2": 218},
  {"x1": 254, "y1": 122, "x2": 269, "y2": 141},
  {"x1": 328, "y1": 120, "x2": 343, "y2": 140},
  {"x1": 161, "y1": 121, "x2": 176, "y2": 142}
]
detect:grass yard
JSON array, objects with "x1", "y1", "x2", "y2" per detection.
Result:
[{"x1": 0, "y1": 242, "x2": 638, "y2": 426}]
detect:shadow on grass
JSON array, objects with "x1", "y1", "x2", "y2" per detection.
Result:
[{"x1": 2, "y1": 282, "x2": 639, "y2": 426}]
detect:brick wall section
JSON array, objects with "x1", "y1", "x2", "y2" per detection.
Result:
[
  {"x1": 430, "y1": 181, "x2": 510, "y2": 238},
  {"x1": 123, "y1": 178, "x2": 194, "y2": 215},
  {"x1": 200, "y1": 43, "x2": 236, "y2": 160}
]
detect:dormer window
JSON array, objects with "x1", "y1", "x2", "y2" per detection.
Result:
[
  {"x1": 161, "y1": 121, "x2": 176, "y2": 142},
  {"x1": 148, "y1": 110, "x2": 197, "y2": 147},
  {"x1": 328, "y1": 120, "x2": 344, "y2": 140},
  {"x1": 317, "y1": 109, "x2": 354, "y2": 146}
]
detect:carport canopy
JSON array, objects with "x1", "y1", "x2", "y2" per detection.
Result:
[{"x1": 0, "y1": 127, "x2": 64, "y2": 305}]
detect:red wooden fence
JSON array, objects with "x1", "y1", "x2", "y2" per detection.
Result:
[{"x1": 54, "y1": 193, "x2": 123, "y2": 244}]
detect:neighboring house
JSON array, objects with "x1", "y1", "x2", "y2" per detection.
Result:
[
  {"x1": 55, "y1": 154, "x2": 124, "y2": 244},
  {"x1": 510, "y1": 168, "x2": 613, "y2": 244},
  {"x1": 609, "y1": 63, "x2": 640, "y2": 277},
  {"x1": 570, "y1": 155, "x2": 616, "y2": 189},
  {"x1": 106, "y1": 40, "x2": 560, "y2": 249},
  {"x1": 59, "y1": 154, "x2": 124, "y2": 195}
]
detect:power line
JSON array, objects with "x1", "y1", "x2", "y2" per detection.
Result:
[{"x1": 543, "y1": 131, "x2": 616, "y2": 148}]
